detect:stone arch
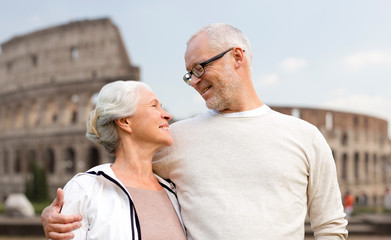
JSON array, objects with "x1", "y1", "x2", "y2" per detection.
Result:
[
  {"x1": 44, "y1": 149, "x2": 56, "y2": 174},
  {"x1": 373, "y1": 153, "x2": 378, "y2": 183},
  {"x1": 31, "y1": 54, "x2": 38, "y2": 67},
  {"x1": 64, "y1": 148, "x2": 76, "y2": 174},
  {"x1": 325, "y1": 112, "x2": 333, "y2": 131},
  {"x1": 15, "y1": 104, "x2": 24, "y2": 129},
  {"x1": 354, "y1": 152, "x2": 360, "y2": 182},
  {"x1": 28, "y1": 100, "x2": 39, "y2": 128},
  {"x1": 87, "y1": 147, "x2": 100, "y2": 169},
  {"x1": 0, "y1": 106, "x2": 4, "y2": 132},
  {"x1": 14, "y1": 149, "x2": 22, "y2": 174},
  {"x1": 28, "y1": 149, "x2": 37, "y2": 173},
  {"x1": 5, "y1": 106, "x2": 12, "y2": 130},
  {"x1": 342, "y1": 153, "x2": 348, "y2": 181},
  {"x1": 353, "y1": 116, "x2": 359, "y2": 126},
  {"x1": 64, "y1": 95, "x2": 79, "y2": 125},
  {"x1": 0, "y1": 150, "x2": 3, "y2": 174},
  {"x1": 382, "y1": 155, "x2": 387, "y2": 184},
  {"x1": 291, "y1": 108, "x2": 300, "y2": 118},
  {"x1": 364, "y1": 152, "x2": 369, "y2": 183},
  {"x1": 45, "y1": 98, "x2": 58, "y2": 124},
  {"x1": 86, "y1": 92, "x2": 98, "y2": 121},
  {"x1": 3, "y1": 150, "x2": 9, "y2": 175},
  {"x1": 341, "y1": 132, "x2": 348, "y2": 146},
  {"x1": 71, "y1": 46, "x2": 79, "y2": 61}
]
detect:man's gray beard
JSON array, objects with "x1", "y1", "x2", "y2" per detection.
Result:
[
  {"x1": 206, "y1": 95, "x2": 231, "y2": 112},
  {"x1": 205, "y1": 70, "x2": 241, "y2": 112}
]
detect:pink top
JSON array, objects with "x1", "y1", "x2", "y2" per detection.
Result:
[{"x1": 127, "y1": 187, "x2": 186, "y2": 240}]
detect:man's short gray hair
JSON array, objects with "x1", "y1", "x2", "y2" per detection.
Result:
[
  {"x1": 86, "y1": 80, "x2": 151, "y2": 155},
  {"x1": 188, "y1": 23, "x2": 252, "y2": 65}
]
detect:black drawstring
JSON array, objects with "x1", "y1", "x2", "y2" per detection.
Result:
[
  {"x1": 159, "y1": 182, "x2": 177, "y2": 197},
  {"x1": 87, "y1": 171, "x2": 142, "y2": 240}
]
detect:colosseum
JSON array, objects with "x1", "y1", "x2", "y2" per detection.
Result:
[
  {"x1": 271, "y1": 106, "x2": 391, "y2": 207},
  {"x1": 0, "y1": 18, "x2": 390, "y2": 208},
  {"x1": 0, "y1": 18, "x2": 140, "y2": 201}
]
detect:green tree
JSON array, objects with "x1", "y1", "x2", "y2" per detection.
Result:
[{"x1": 25, "y1": 162, "x2": 49, "y2": 202}]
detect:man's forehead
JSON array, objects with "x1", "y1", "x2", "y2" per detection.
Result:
[{"x1": 185, "y1": 33, "x2": 209, "y2": 67}]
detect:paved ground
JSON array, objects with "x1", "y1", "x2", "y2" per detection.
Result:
[{"x1": 1, "y1": 214, "x2": 390, "y2": 239}]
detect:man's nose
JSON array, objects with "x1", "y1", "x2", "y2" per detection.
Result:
[{"x1": 190, "y1": 74, "x2": 201, "y2": 87}]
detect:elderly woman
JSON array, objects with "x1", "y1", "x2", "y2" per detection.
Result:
[{"x1": 42, "y1": 81, "x2": 186, "y2": 240}]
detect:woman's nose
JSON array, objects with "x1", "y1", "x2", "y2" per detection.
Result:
[{"x1": 162, "y1": 110, "x2": 172, "y2": 121}]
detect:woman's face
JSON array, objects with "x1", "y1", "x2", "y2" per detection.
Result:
[{"x1": 129, "y1": 88, "x2": 173, "y2": 148}]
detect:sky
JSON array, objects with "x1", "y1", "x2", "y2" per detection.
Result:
[{"x1": 1, "y1": 0, "x2": 391, "y2": 136}]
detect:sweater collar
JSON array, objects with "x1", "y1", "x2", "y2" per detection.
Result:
[{"x1": 209, "y1": 104, "x2": 271, "y2": 118}]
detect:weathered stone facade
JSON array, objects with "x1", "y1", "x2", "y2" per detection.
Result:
[
  {"x1": 272, "y1": 106, "x2": 391, "y2": 207},
  {"x1": 0, "y1": 18, "x2": 140, "y2": 201}
]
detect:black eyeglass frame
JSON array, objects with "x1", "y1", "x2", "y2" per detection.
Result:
[{"x1": 183, "y1": 47, "x2": 238, "y2": 85}]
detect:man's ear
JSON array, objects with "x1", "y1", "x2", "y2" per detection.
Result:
[
  {"x1": 115, "y1": 117, "x2": 132, "y2": 134},
  {"x1": 233, "y1": 47, "x2": 245, "y2": 68}
]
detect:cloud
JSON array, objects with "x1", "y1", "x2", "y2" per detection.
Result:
[
  {"x1": 258, "y1": 73, "x2": 279, "y2": 86},
  {"x1": 342, "y1": 50, "x2": 391, "y2": 70},
  {"x1": 29, "y1": 15, "x2": 43, "y2": 24},
  {"x1": 279, "y1": 57, "x2": 308, "y2": 72},
  {"x1": 323, "y1": 91, "x2": 391, "y2": 117},
  {"x1": 329, "y1": 88, "x2": 347, "y2": 97}
]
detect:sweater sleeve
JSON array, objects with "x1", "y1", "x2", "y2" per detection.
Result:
[
  {"x1": 307, "y1": 127, "x2": 348, "y2": 239},
  {"x1": 152, "y1": 145, "x2": 173, "y2": 179},
  {"x1": 61, "y1": 178, "x2": 90, "y2": 239}
]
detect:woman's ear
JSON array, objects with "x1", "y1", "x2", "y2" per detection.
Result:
[{"x1": 115, "y1": 117, "x2": 132, "y2": 134}]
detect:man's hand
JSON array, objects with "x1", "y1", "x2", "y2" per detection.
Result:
[{"x1": 41, "y1": 188, "x2": 82, "y2": 240}]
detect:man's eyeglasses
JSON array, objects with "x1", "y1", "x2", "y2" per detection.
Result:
[{"x1": 183, "y1": 48, "x2": 235, "y2": 86}]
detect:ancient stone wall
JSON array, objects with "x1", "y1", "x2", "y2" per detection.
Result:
[
  {"x1": 272, "y1": 106, "x2": 391, "y2": 207},
  {"x1": 0, "y1": 18, "x2": 140, "y2": 201}
]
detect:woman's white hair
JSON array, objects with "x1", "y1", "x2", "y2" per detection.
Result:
[
  {"x1": 187, "y1": 23, "x2": 252, "y2": 65},
  {"x1": 86, "y1": 80, "x2": 151, "y2": 155}
]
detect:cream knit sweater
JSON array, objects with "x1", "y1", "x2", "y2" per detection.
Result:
[{"x1": 153, "y1": 105, "x2": 348, "y2": 240}]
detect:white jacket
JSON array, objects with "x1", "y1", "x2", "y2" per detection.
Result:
[{"x1": 61, "y1": 163, "x2": 185, "y2": 240}]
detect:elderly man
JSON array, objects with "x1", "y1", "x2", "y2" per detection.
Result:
[{"x1": 42, "y1": 23, "x2": 348, "y2": 240}]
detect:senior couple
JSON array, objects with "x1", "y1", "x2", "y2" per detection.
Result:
[{"x1": 41, "y1": 23, "x2": 348, "y2": 240}]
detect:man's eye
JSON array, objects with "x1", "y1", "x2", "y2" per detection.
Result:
[{"x1": 193, "y1": 64, "x2": 203, "y2": 72}]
